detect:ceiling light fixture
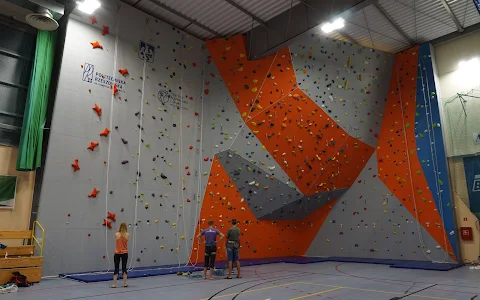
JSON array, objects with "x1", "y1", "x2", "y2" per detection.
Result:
[
  {"x1": 77, "y1": 0, "x2": 101, "y2": 14},
  {"x1": 321, "y1": 17, "x2": 345, "y2": 33}
]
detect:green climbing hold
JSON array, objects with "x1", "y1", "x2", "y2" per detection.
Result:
[{"x1": 405, "y1": 123, "x2": 411, "y2": 128}]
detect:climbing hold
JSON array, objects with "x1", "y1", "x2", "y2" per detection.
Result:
[
  {"x1": 90, "y1": 41, "x2": 103, "y2": 49},
  {"x1": 121, "y1": 138, "x2": 128, "y2": 144},
  {"x1": 88, "y1": 188, "x2": 100, "y2": 198},
  {"x1": 100, "y1": 128, "x2": 110, "y2": 137},
  {"x1": 92, "y1": 104, "x2": 102, "y2": 116},
  {"x1": 121, "y1": 160, "x2": 129, "y2": 165},
  {"x1": 118, "y1": 68, "x2": 129, "y2": 76},
  {"x1": 107, "y1": 212, "x2": 116, "y2": 222},
  {"x1": 160, "y1": 173, "x2": 167, "y2": 179},
  {"x1": 89, "y1": 16, "x2": 97, "y2": 24},
  {"x1": 87, "y1": 141, "x2": 99, "y2": 151},
  {"x1": 113, "y1": 84, "x2": 118, "y2": 95},
  {"x1": 103, "y1": 219, "x2": 112, "y2": 229},
  {"x1": 71, "y1": 159, "x2": 80, "y2": 172},
  {"x1": 101, "y1": 25, "x2": 109, "y2": 36}
]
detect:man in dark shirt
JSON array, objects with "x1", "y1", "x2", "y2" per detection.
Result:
[
  {"x1": 197, "y1": 220, "x2": 224, "y2": 280},
  {"x1": 226, "y1": 219, "x2": 241, "y2": 279}
]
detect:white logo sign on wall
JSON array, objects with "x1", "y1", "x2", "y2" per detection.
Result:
[
  {"x1": 158, "y1": 89, "x2": 188, "y2": 110},
  {"x1": 138, "y1": 40, "x2": 155, "y2": 63},
  {"x1": 82, "y1": 63, "x2": 126, "y2": 93},
  {"x1": 473, "y1": 175, "x2": 480, "y2": 192}
]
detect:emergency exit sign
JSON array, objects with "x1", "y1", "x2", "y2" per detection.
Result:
[{"x1": 475, "y1": 0, "x2": 480, "y2": 14}]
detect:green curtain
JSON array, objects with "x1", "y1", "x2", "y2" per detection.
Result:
[
  {"x1": 0, "y1": 176, "x2": 17, "y2": 203},
  {"x1": 16, "y1": 30, "x2": 56, "y2": 171}
]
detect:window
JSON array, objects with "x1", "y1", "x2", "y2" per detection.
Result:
[{"x1": 0, "y1": 22, "x2": 36, "y2": 146}]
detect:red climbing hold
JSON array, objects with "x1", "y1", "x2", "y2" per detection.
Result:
[
  {"x1": 92, "y1": 104, "x2": 102, "y2": 116},
  {"x1": 87, "y1": 141, "x2": 99, "y2": 151},
  {"x1": 113, "y1": 84, "x2": 118, "y2": 95},
  {"x1": 101, "y1": 25, "x2": 109, "y2": 36},
  {"x1": 88, "y1": 188, "x2": 100, "y2": 198},
  {"x1": 118, "y1": 68, "x2": 129, "y2": 76},
  {"x1": 203, "y1": 157, "x2": 209, "y2": 161},
  {"x1": 189, "y1": 146, "x2": 193, "y2": 150},
  {"x1": 204, "y1": 89, "x2": 209, "y2": 95},
  {"x1": 68, "y1": 213, "x2": 71, "y2": 217},
  {"x1": 185, "y1": 166, "x2": 189, "y2": 169},
  {"x1": 103, "y1": 219, "x2": 112, "y2": 228},
  {"x1": 186, "y1": 199, "x2": 191, "y2": 202},
  {"x1": 100, "y1": 128, "x2": 111, "y2": 137},
  {"x1": 88, "y1": 233, "x2": 91, "y2": 237},
  {"x1": 90, "y1": 41, "x2": 103, "y2": 49},
  {"x1": 186, "y1": 172, "x2": 191, "y2": 176},
  {"x1": 89, "y1": 16, "x2": 97, "y2": 25},
  {"x1": 194, "y1": 112, "x2": 199, "y2": 116},
  {"x1": 107, "y1": 212, "x2": 116, "y2": 222},
  {"x1": 71, "y1": 158, "x2": 80, "y2": 172}
]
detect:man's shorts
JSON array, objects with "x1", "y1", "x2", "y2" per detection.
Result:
[{"x1": 227, "y1": 248, "x2": 239, "y2": 262}]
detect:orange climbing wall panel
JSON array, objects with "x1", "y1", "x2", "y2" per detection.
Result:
[
  {"x1": 206, "y1": 36, "x2": 374, "y2": 194},
  {"x1": 376, "y1": 47, "x2": 456, "y2": 261},
  {"x1": 189, "y1": 156, "x2": 336, "y2": 262}
]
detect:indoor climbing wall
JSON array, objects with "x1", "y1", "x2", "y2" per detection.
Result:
[
  {"x1": 37, "y1": 0, "x2": 458, "y2": 275},
  {"x1": 192, "y1": 34, "x2": 395, "y2": 260},
  {"x1": 308, "y1": 45, "x2": 457, "y2": 261},
  {"x1": 192, "y1": 34, "x2": 457, "y2": 262},
  {"x1": 36, "y1": 2, "x2": 205, "y2": 275}
]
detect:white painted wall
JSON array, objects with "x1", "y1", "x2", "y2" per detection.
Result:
[{"x1": 434, "y1": 31, "x2": 480, "y2": 263}]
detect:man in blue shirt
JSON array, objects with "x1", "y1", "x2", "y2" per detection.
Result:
[{"x1": 197, "y1": 220, "x2": 224, "y2": 280}]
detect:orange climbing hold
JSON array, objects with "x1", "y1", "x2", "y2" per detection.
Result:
[
  {"x1": 103, "y1": 219, "x2": 112, "y2": 229},
  {"x1": 71, "y1": 159, "x2": 80, "y2": 172},
  {"x1": 118, "y1": 68, "x2": 129, "y2": 76},
  {"x1": 90, "y1": 41, "x2": 103, "y2": 49},
  {"x1": 87, "y1": 141, "x2": 99, "y2": 151},
  {"x1": 113, "y1": 84, "x2": 118, "y2": 95},
  {"x1": 100, "y1": 128, "x2": 110, "y2": 137},
  {"x1": 88, "y1": 188, "x2": 100, "y2": 198},
  {"x1": 101, "y1": 25, "x2": 109, "y2": 36},
  {"x1": 92, "y1": 104, "x2": 102, "y2": 116},
  {"x1": 107, "y1": 212, "x2": 116, "y2": 222}
]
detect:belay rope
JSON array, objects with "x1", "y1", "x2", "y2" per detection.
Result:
[{"x1": 0, "y1": 283, "x2": 18, "y2": 294}]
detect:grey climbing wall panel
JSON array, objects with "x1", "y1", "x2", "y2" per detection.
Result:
[
  {"x1": 201, "y1": 48, "x2": 299, "y2": 192},
  {"x1": 306, "y1": 151, "x2": 452, "y2": 262},
  {"x1": 291, "y1": 35, "x2": 394, "y2": 148},
  {"x1": 37, "y1": 3, "x2": 205, "y2": 275},
  {"x1": 215, "y1": 149, "x2": 301, "y2": 219}
]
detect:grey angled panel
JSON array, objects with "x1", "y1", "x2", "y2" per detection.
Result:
[
  {"x1": 215, "y1": 149, "x2": 301, "y2": 219},
  {"x1": 260, "y1": 188, "x2": 347, "y2": 220},
  {"x1": 306, "y1": 151, "x2": 452, "y2": 262}
]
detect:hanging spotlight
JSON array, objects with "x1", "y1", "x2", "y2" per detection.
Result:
[
  {"x1": 321, "y1": 17, "x2": 345, "y2": 33},
  {"x1": 77, "y1": 0, "x2": 101, "y2": 14}
]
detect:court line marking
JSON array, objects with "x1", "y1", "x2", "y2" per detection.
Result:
[
  {"x1": 200, "y1": 282, "x2": 304, "y2": 299},
  {"x1": 299, "y1": 282, "x2": 454, "y2": 300},
  {"x1": 289, "y1": 287, "x2": 343, "y2": 300},
  {"x1": 201, "y1": 281, "x2": 455, "y2": 300}
]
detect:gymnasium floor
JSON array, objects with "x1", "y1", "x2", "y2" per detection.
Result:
[{"x1": 5, "y1": 262, "x2": 480, "y2": 300}]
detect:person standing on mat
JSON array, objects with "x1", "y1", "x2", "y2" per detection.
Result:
[
  {"x1": 226, "y1": 219, "x2": 241, "y2": 279},
  {"x1": 111, "y1": 222, "x2": 129, "y2": 288},
  {"x1": 197, "y1": 220, "x2": 224, "y2": 280}
]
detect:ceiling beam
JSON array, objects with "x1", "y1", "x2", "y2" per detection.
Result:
[
  {"x1": 223, "y1": 0, "x2": 268, "y2": 28},
  {"x1": 338, "y1": 31, "x2": 360, "y2": 45},
  {"x1": 438, "y1": 0, "x2": 464, "y2": 33},
  {"x1": 373, "y1": 2, "x2": 415, "y2": 46},
  {"x1": 149, "y1": 0, "x2": 222, "y2": 37}
]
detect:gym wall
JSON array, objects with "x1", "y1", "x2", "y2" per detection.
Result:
[
  {"x1": 37, "y1": 0, "x2": 458, "y2": 276},
  {"x1": 37, "y1": 2, "x2": 205, "y2": 275}
]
